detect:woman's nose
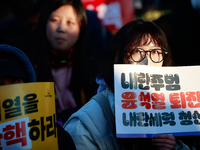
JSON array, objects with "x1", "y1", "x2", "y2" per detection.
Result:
[
  {"x1": 57, "y1": 22, "x2": 67, "y2": 33},
  {"x1": 146, "y1": 55, "x2": 155, "y2": 66},
  {"x1": 138, "y1": 55, "x2": 154, "y2": 66},
  {"x1": 141, "y1": 56, "x2": 148, "y2": 65}
]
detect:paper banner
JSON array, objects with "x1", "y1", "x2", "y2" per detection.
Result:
[
  {"x1": 114, "y1": 65, "x2": 200, "y2": 138},
  {"x1": 0, "y1": 82, "x2": 58, "y2": 149}
]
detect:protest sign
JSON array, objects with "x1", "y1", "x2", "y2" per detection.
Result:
[
  {"x1": 0, "y1": 82, "x2": 58, "y2": 150},
  {"x1": 81, "y1": 0, "x2": 135, "y2": 33},
  {"x1": 114, "y1": 65, "x2": 200, "y2": 138}
]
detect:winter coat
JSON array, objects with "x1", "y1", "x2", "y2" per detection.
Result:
[{"x1": 64, "y1": 88, "x2": 200, "y2": 150}]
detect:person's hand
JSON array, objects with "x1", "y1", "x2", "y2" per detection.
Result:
[{"x1": 151, "y1": 134, "x2": 176, "y2": 150}]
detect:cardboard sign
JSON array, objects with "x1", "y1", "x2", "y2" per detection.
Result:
[
  {"x1": 81, "y1": 0, "x2": 135, "y2": 33},
  {"x1": 114, "y1": 65, "x2": 200, "y2": 138},
  {"x1": 0, "y1": 82, "x2": 58, "y2": 149}
]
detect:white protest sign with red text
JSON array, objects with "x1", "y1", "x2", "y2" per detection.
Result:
[{"x1": 114, "y1": 65, "x2": 200, "y2": 138}]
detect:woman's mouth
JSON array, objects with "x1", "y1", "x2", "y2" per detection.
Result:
[{"x1": 56, "y1": 38, "x2": 66, "y2": 42}]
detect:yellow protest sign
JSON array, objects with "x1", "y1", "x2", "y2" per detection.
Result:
[{"x1": 0, "y1": 82, "x2": 58, "y2": 150}]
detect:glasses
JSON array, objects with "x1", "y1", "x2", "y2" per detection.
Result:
[{"x1": 127, "y1": 48, "x2": 168, "y2": 63}]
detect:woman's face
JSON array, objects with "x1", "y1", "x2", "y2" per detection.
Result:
[
  {"x1": 46, "y1": 5, "x2": 80, "y2": 51},
  {"x1": 125, "y1": 36, "x2": 163, "y2": 67}
]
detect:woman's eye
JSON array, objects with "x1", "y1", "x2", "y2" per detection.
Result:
[
  {"x1": 152, "y1": 49, "x2": 163, "y2": 54},
  {"x1": 152, "y1": 50, "x2": 162, "y2": 54},
  {"x1": 151, "y1": 50, "x2": 157, "y2": 54},
  {"x1": 11, "y1": 78, "x2": 23, "y2": 84},
  {"x1": 11, "y1": 78, "x2": 19, "y2": 83},
  {"x1": 50, "y1": 18, "x2": 58, "y2": 22},
  {"x1": 133, "y1": 49, "x2": 140, "y2": 53},
  {"x1": 67, "y1": 20, "x2": 74, "y2": 25}
]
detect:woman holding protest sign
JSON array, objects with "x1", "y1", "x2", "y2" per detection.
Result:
[{"x1": 63, "y1": 20, "x2": 200, "y2": 149}]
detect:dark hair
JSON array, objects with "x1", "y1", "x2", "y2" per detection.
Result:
[
  {"x1": 102, "y1": 19, "x2": 172, "y2": 92},
  {"x1": 11, "y1": 0, "x2": 48, "y2": 20},
  {"x1": 20, "y1": 0, "x2": 88, "y2": 81},
  {"x1": 47, "y1": 0, "x2": 87, "y2": 28}
]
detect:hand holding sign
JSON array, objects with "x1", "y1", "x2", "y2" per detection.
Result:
[{"x1": 152, "y1": 134, "x2": 176, "y2": 150}]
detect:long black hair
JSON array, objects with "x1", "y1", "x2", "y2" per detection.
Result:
[
  {"x1": 101, "y1": 19, "x2": 172, "y2": 92},
  {"x1": 20, "y1": 0, "x2": 88, "y2": 81}
]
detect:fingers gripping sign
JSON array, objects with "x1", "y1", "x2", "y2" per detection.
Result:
[{"x1": 152, "y1": 134, "x2": 176, "y2": 150}]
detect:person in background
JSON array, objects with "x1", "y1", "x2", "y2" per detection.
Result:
[
  {"x1": 0, "y1": 44, "x2": 36, "y2": 84},
  {"x1": 0, "y1": 0, "x2": 112, "y2": 55},
  {"x1": 19, "y1": 0, "x2": 111, "y2": 125},
  {"x1": 63, "y1": 20, "x2": 200, "y2": 150},
  {"x1": 0, "y1": 44, "x2": 76, "y2": 150}
]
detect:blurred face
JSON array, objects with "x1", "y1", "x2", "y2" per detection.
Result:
[
  {"x1": 46, "y1": 5, "x2": 80, "y2": 51},
  {"x1": 0, "y1": 76, "x2": 24, "y2": 86},
  {"x1": 125, "y1": 36, "x2": 163, "y2": 67}
]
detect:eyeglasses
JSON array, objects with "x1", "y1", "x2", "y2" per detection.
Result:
[{"x1": 127, "y1": 48, "x2": 168, "y2": 63}]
